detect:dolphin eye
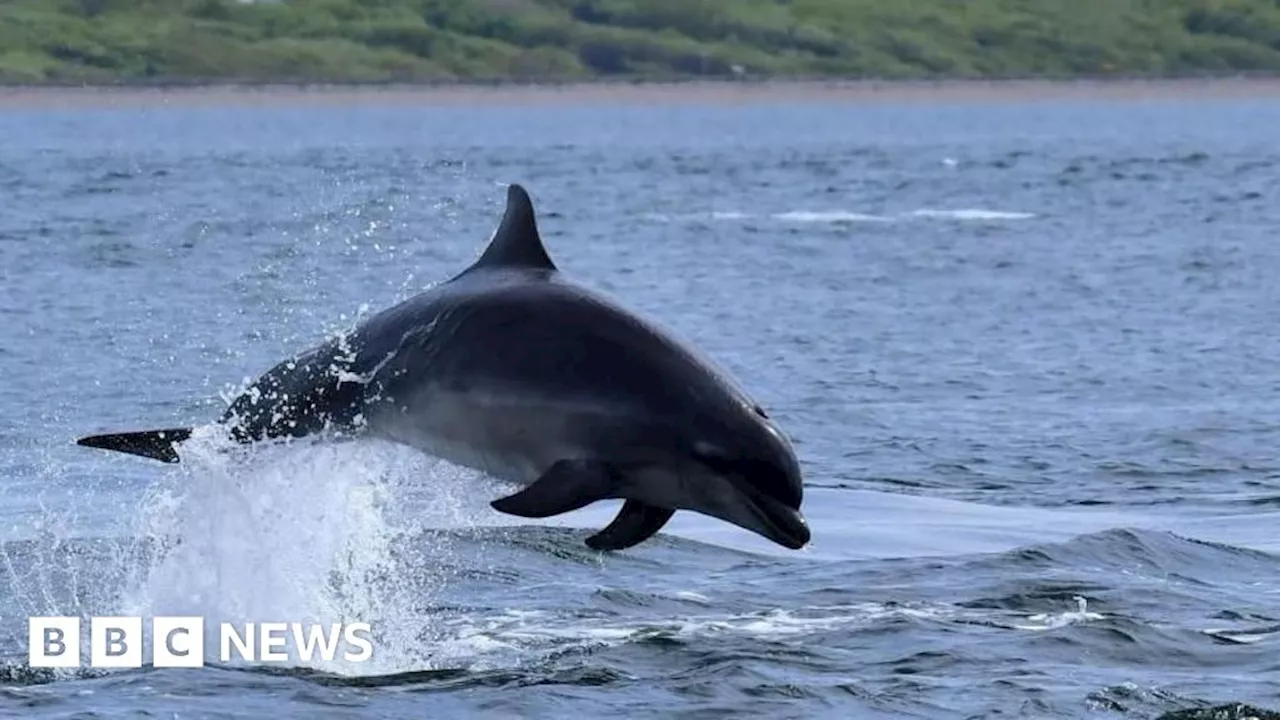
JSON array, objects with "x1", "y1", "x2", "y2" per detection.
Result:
[
  {"x1": 693, "y1": 440, "x2": 726, "y2": 460},
  {"x1": 691, "y1": 441, "x2": 735, "y2": 474},
  {"x1": 692, "y1": 439, "x2": 799, "y2": 508}
]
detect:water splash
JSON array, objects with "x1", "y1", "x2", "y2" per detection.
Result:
[{"x1": 110, "y1": 432, "x2": 472, "y2": 676}]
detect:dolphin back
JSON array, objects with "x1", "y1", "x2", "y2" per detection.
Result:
[
  {"x1": 219, "y1": 339, "x2": 367, "y2": 443},
  {"x1": 363, "y1": 274, "x2": 754, "y2": 437}
]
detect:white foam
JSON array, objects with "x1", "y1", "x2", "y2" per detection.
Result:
[
  {"x1": 641, "y1": 211, "x2": 749, "y2": 222},
  {"x1": 697, "y1": 208, "x2": 1035, "y2": 224},
  {"x1": 1011, "y1": 596, "x2": 1104, "y2": 631},
  {"x1": 651, "y1": 207, "x2": 1034, "y2": 224},
  {"x1": 909, "y1": 209, "x2": 1037, "y2": 221},
  {"x1": 1200, "y1": 628, "x2": 1276, "y2": 644},
  {"x1": 772, "y1": 210, "x2": 892, "y2": 223},
  {"x1": 427, "y1": 600, "x2": 962, "y2": 664}
]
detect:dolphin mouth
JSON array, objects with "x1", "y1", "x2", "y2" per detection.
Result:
[{"x1": 739, "y1": 487, "x2": 811, "y2": 550}]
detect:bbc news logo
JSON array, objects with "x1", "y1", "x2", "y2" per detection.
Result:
[{"x1": 28, "y1": 616, "x2": 373, "y2": 668}]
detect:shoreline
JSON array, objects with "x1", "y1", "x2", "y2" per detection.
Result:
[{"x1": 3, "y1": 76, "x2": 1280, "y2": 109}]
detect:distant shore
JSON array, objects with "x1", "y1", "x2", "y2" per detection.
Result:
[{"x1": 2, "y1": 76, "x2": 1280, "y2": 110}]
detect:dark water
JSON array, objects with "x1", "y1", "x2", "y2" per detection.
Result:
[{"x1": 1, "y1": 93, "x2": 1279, "y2": 719}]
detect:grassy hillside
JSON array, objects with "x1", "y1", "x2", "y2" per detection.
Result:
[{"x1": 3, "y1": 0, "x2": 1280, "y2": 84}]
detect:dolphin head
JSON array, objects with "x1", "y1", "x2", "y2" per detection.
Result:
[{"x1": 669, "y1": 399, "x2": 810, "y2": 550}]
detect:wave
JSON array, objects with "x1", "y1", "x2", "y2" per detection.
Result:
[
  {"x1": 681, "y1": 208, "x2": 1038, "y2": 223},
  {"x1": 2, "y1": 517, "x2": 1278, "y2": 718}
]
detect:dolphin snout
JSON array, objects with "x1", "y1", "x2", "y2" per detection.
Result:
[
  {"x1": 770, "y1": 502, "x2": 811, "y2": 549},
  {"x1": 738, "y1": 481, "x2": 810, "y2": 550}
]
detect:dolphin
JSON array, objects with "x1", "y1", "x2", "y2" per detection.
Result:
[{"x1": 78, "y1": 184, "x2": 810, "y2": 552}]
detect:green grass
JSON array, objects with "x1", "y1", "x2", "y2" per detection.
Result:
[{"x1": 3, "y1": 0, "x2": 1280, "y2": 84}]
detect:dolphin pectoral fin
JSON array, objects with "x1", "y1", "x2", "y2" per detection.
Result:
[
  {"x1": 490, "y1": 459, "x2": 617, "y2": 519},
  {"x1": 585, "y1": 500, "x2": 675, "y2": 551},
  {"x1": 76, "y1": 428, "x2": 194, "y2": 464}
]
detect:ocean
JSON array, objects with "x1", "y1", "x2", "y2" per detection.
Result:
[{"x1": 0, "y1": 86, "x2": 1277, "y2": 718}]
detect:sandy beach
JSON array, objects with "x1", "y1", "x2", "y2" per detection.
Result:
[{"x1": 1, "y1": 76, "x2": 1279, "y2": 109}]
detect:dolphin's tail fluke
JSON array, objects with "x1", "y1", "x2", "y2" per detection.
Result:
[{"x1": 76, "y1": 428, "x2": 193, "y2": 464}]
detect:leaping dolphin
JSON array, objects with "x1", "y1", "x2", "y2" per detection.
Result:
[{"x1": 78, "y1": 185, "x2": 810, "y2": 552}]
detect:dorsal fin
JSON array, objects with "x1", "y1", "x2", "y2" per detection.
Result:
[{"x1": 469, "y1": 184, "x2": 556, "y2": 272}]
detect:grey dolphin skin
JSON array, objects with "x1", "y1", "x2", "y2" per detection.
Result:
[{"x1": 78, "y1": 185, "x2": 810, "y2": 552}]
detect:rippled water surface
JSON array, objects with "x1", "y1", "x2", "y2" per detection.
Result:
[{"x1": 1, "y1": 91, "x2": 1279, "y2": 719}]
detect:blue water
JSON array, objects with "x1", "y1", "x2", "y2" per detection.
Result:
[{"x1": 1, "y1": 91, "x2": 1279, "y2": 719}]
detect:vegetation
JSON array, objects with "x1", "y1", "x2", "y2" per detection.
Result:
[{"x1": 2, "y1": 0, "x2": 1280, "y2": 84}]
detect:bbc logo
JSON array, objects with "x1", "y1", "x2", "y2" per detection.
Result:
[
  {"x1": 29, "y1": 617, "x2": 204, "y2": 668},
  {"x1": 29, "y1": 616, "x2": 374, "y2": 668}
]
